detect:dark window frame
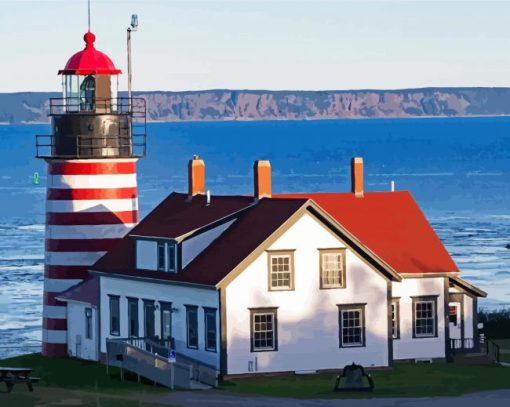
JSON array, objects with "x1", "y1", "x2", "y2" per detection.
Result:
[
  {"x1": 204, "y1": 307, "x2": 217, "y2": 353},
  {"x1": 412, "y1": 295, "x2": 439, "y2": 339},
  {"x1": 108, "y1": 295, "x2": 120, "y2": 336},
  {"x1": 127, "y1": 297, "x2": 139, "y2": 338},
  {"x1": 249, "y1": 307, "x2": 278, "y2": 352},
  {"x1": 160, "y1": 301, "x2": 173, "y2": 341},
  {"x1": 85, "y1": 307, "x2": 93, "y2": 339},
  {"x1": 337, "y1": 303, "x2": 366, "y2": 348},
  {"x1": 391, "y1": 298, "x2": 400, "y2": 340},
  {"x1": 143, "y1": 299, "x2": 156, "y2": 339},
  {"x1": 157, "y1": 242, "x2": 166, "y2": 271},
  {"x1": 267, "y1": 250, "x2": 295, "y2": 291},
  {"x1": 186, "y1": 305, "x2": 199, "y2": 350},
  {"x1": 318, "y1": 248, "x2": 347, "y2": 289}
]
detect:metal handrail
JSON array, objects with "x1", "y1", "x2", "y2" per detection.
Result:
[
  {"x1": 486, "y1": 338, "x2": 501, "y2": 363},
  {"x1": 49, "y1": 97, "x2": 146, "y2": 116}
]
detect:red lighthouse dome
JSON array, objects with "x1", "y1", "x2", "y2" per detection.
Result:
[{"x1": 58, "y1": 31, "x2": 121, "y2": 75}]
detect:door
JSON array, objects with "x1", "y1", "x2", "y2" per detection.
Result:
[
  {"x1": 143, "y1": 300, "x2": 156, "y2": 340},
  {"x1": 448, "y1": 302, "x2": 462, "y2": 348}
]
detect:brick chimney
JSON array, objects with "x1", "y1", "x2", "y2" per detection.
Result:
[
  {"x1": 254, "y1": 160, "x2": 272, "y2": 200},
  {"x1": 351, "y1": 157, "x2": 364, "y2": 198},
  {"x1": 188, "y1": 155, "x2": 205, "y2": 197}
]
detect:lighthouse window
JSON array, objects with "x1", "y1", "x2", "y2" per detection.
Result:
[{"x1": 80, "y1": 75, "x2": 96, "y2": 111}]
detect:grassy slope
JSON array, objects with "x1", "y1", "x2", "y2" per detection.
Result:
[
  {"x1": 0, "y1": 353, "x2": 170, "y2": 407},
  {"x1": 220, "y1": 362, "x2": 510, "y2": 398}
]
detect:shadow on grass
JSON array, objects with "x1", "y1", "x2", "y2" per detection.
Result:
[{"x1": 219, "y1": 362, "x2": 510, "y2": 399}]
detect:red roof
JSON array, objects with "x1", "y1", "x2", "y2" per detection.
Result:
[
  {"x1": 275, "y1": 191, "x2": 459, "y2": 275},
  {"x1": 56, "y1": 277, "x2": 99, "y2": 306},
  {"x1": 58, "y1": 32, "x2": 121, "y2": 75}
]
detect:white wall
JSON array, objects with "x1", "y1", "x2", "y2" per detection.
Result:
[
  {"x1": 136, "y1": 240, "x2": 157, "y2": 270},
  {"x1": 225, "y1": 212, "x2": 390, "y2": 375},
  {"x1": 100, "y1": 276, "x2": 220, "y2": 369},
  {"x1": 67, "y1": 301, "x2": 98, "y2": 361},
  {"x1": 182, "y1": 219, "x2": 236, "y2": 268},
  {"x1": 464, "y1": 294, "x2": 474, "y2": 340},
  {"x1": 392, "y1": 277, "x2": 446, "y2": 360}
]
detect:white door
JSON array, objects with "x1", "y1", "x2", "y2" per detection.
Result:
[{"x1": 449, "y1": 302, "x2": 462, "y2": 348}]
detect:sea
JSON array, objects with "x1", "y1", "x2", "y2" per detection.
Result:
[{"x1": 0, "y1": 117, "x2": 509, "y2": 359}]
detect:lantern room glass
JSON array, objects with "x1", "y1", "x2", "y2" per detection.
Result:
[{"x1": 62, "y1": 74, "x2": 119, "y2": 113}]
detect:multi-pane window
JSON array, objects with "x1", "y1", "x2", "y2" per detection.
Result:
[
  {"x1": 250, "y1": 308, "x2": 278, "y2": 351},
  {"x1": 413, "y1": 297, "x2": 437, "y2": 338},
  {"x1": 338, "y1": 304, "x2": 366, "y2": 347},
  {"x1": 186, "y1": 306, "x2": 198, "y2": 349},
  {"x1": 204, "y1": 308, "x2": 217, "y2": 352},
  {"x1": 268, "y1": 251, "x2": 294, "y2": 290},
  {"x1": 85, "y1": 308, "x2": 93, "y2": 339},
  {"x1": 127, "y1": 298, "x2": 139, "y2": 338},
  {"x1": 157, "y1": 241, "x2": 178, "y2": 273},
  {"x1": 109, "y1": 295, "x2": 120, "y2": 336},
  {"x1": 391, "y1": 299, "x2": 400, "y2": 339},
  {"x1": 319, "y1": 249, "x2": 345, "y2": 288}
]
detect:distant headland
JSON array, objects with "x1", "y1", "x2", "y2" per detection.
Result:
[{"x1": 2, "y1": 87, "x2": 510, "y2": 124}]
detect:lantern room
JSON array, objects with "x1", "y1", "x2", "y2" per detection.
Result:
[
  {"x1": 58, "y1": 31, "x2": 122, "y2": 113},
  {"x1": 35, "y1": 31, "x2": 146, "y2": 160}
]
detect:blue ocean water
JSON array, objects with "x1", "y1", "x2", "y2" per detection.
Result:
[{"x1": 0, "y1": 117, "x2": 509, "y2": 358}]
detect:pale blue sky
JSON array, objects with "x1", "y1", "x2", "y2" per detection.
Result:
[{"x1": 1, "y1": 0, "x2": 510, "y2": 92}]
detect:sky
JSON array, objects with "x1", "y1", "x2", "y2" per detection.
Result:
[{"x1": 1, "y1": 0, "x2": 510, "y2": 92}]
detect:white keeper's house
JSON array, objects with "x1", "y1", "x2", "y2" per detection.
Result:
[{"x1": 56, "y1": 156, "x2": 486, "y2": 383}]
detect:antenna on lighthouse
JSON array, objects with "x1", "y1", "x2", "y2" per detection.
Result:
[{"x1": 87, "y1": 0, "x2": 91, "y2": 31}]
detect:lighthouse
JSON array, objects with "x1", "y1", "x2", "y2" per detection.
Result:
[{"x1": 36, "y1": 31, "x2": 146, "y2": 357}]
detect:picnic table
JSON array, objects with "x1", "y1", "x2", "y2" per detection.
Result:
[{"x1": 0, "y1": 367, "x2": 39, "y2": 393}]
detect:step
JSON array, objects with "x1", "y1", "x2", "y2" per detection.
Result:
[{"x1": 453, "y1": 353, "x2": 495, "y2": 365}]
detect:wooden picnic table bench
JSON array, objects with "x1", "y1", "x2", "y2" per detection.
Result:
[{"x1": 0, "y1": 367, "x2": 40, "y2": 393}]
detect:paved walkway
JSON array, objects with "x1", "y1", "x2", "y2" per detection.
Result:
[{"x1": 149, "y1": 389, "x2": 510, "y2": 407}]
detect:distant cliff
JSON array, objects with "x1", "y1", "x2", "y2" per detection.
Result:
[{"x1": 3, "y1": 88, "x2": 510, "y2": 124}]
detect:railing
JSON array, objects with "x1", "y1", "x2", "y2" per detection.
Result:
[
  {"x1": 106, "y1": 337, "x2": 218, "y2": 388},
  {"x1": 48, "y1": 97, "x2": 146, "y2": 116},
  {"x1": 486, "y1": 338, "x2": 501, "y2": 364}
]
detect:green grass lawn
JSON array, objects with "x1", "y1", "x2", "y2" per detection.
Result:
[
  {"x1": 495, "y1": 339, "x2": 510, "y2": 363},
  {"x1": 220, "y1": 362, "x2": 510, "y2": 399},
  {"x1": 0, "y1": 353, "x2": 170, "y2": 406}
]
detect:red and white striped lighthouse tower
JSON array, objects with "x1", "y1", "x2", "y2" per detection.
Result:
[{"x1": 36, "y1": 31, "x2": 146, "y2": 357}]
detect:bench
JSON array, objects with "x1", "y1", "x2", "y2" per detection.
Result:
[{"x1": 0, "y1": 367, "x2": 39, "y2": 393}]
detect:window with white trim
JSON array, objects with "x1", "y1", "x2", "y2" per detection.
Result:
[
  {"x1": 250, "y1": 308, "x2": 278, "y2": 352},
  {"x1": 319, "y1": 249, "x2": 345, "y2": 288},
  {"x1": 338, "y1": 304, "x2": 366, "y2": 347},
  {"x1": 413, "y1": 296, "x2": 437, "y2": 338},
  {"x1": 391, "y1": 299, "x2": 400, "y2": 339},
  {"x1": 156, "y1": 240, "x2": 178, "y2": 273},
  {"x1": 268, "y1": 251, "x2": 294, "y2": 290}
]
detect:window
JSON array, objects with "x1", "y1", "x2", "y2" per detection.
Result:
[
  {"x1": 391, "y1": 299, "x2": 400, "y2": 339},
  {"x1": 143, "y1": 300, "x2": 156, "y2": 339},
  {"x1": 168, "y1": 243, "x2": 176, "y2": 272},
  {"x1": 186, "y1": 306, "x2": 198, "y2": 349},
  {"x1": 157, "y1": 242, "x2": 166, "y2": 271},
  {"x1": 449, "y1": 305, "x2": 458, "y2": 326},
  {"x1": 160, "y1": 302, "x2": 173, "y2": 341},
  {"x1": 109, "y1": 295, "x2": 120, "y2": 336},
  {"x1": 319, "y1": 249, "x2": 346, "y2": 288},
  {"x1": 127, "y1": 298, "x2": 139, "y2": 338},
  {"x1": 250, "y1": 308, "x2": 278, "y2": 352},
  {"x1": 156, "y1": 240, "x2": 178, "y2": 273},
  {"x1": 338, "y1": 304, "x2": 366, "y2": 347},
  {"x1": 85, "y1": 308, "x2": 93, "y2": 339},
  {"x1": 204, "y1": 308, "x2": 217, "y2": 352},
  {"x1": 268, "y1": 251, "x2": 294, "y2": 291},
  {"x1": 412, "y1": 296, "x2": 438, "y2": 338}
]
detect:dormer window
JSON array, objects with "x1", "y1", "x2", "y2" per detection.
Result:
[{"x1": 136, "y1": 238, "x2": 179, "y2": 273}]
